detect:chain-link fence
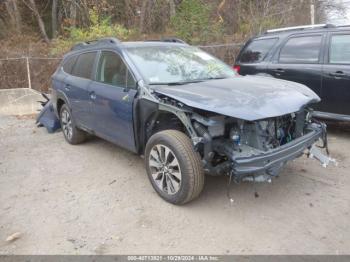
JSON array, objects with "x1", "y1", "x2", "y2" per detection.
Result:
[
  {"x1": 199, "y1": 43, "x2": 242, "y2": 65},
  {"x1": 0, "y1": 43, "x2": 242, "y2": 92},
  {"x1": 0, "y1": 57, "x2": 61, "y2": 92}
]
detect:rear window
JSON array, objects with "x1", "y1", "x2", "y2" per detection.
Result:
[
  {"x1": 279, "y1": 35, "x2": 322, "y2": 64},
  {"x1": 239, "y1": 38, "x2": 278, "y2": 63},
  {"x1": 72, "y1": 52, "x2": 97, "y2": 79},
  {"x1": 62, "y1": 56, "x2": 77, "y2": 74},
  {"x1": 329, "y1": 34, "x2": 350, "y2": 64}
]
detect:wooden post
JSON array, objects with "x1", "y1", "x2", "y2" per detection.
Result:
[{"x1": 26, "y1": 57, "x2": 32, "y2": 89}]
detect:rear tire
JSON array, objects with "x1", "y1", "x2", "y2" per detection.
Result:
[
  {"x1": 59, "y1": 104, "x2": 86, "y2": 145},
  {"x1": 145, "y1": 130, "x2": 205, "y2": 205}
]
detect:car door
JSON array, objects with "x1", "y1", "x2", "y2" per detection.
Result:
[
  {"x1": 64, "y1": 51, "x2": 97, "y2": 128},
  {"x1": 267, "y1": 34, "x2": 324, "y2": 110},
  {"x1": 90, "y1": 50, "x2": 138, "y2": 152},
  {"x1": 321, "y1": 32, "x2": 350, "y2": 116}
]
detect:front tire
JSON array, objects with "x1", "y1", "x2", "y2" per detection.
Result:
[
  {"x1": 59, "y1": 104, "x2": 86, "y2": 145},
  {"x1": 145, "y1": 130, "x2": 205, "y2": 205}
]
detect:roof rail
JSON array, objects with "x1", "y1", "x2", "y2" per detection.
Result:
[
  {"x1": 265, "y1": 24, "x2": 335, "y2": 34},
  {"x1": 71, "y1": 37, "x2": 121, "y2": 51},
  {"x1": 145, "y1": 37, "x2": 188, "y2": 44},
  {"x1": 161, "y1": 37, "x2": 187, "y2": 44},
  {"x1": 337, "y1": 24, "x2": 350, "y2": 28}
]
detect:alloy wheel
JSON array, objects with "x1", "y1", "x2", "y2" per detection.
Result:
[
  {"x1": 148, "y1": 144, "x2": 182, "y2": 195},
  {"x1": 61, "y1": 109, "x2": 73, "y2": 141}
]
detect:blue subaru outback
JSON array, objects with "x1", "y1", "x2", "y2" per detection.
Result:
[{"x1": 51, "y1": 37, "x2": 328, "y2": 204}]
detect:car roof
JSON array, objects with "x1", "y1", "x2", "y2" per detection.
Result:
[
  {"x1": 121, "y1": 41, "x2": 188, "y2": 48},
  {"x1": 257, "y1": 24, "x2": 350, "y2": 39},
  {"x1": 68, "y1": 37, "x2": 188, "y2": 53},
  {"x1": 62, "y1": 38, "x2": 191, "y2": 61}
]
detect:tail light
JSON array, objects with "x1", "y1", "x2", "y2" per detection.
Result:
[{"x1": 233, "y1": 65, "x2": 240, "y2": 74}]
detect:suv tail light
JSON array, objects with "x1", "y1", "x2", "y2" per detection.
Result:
[{"x1": 233, "y1": 65, "x2": 240, "y2": 74}]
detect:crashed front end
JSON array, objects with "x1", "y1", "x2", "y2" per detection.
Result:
[{"x1": 189, "y1": 109, "x2": 327, "y2": 182}]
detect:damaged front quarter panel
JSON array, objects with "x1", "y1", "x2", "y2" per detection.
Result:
[
  {"x1": 135, "y1": 80, "x2": 202, "y2": 154},
  {"x1": 139, "y1": 80, "x2": 330, "y2": 183}
]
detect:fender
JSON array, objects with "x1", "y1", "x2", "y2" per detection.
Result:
[
  {"x1": 54, "y1": 89, "x2": 71, "y2": 116},
  {"x1": 134, "y1": 97, "x2": 201, "y2": 154}
]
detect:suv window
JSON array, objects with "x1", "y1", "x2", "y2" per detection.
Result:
[
  {"x1": 72, "y1": 52, "x2": 96, "y2": 79},
  {"x1": 62, "y1": 56, "x2": 77, "y2": 74},
  {"x1": 239, "y1": 38, "x2": 278, "y2": 63},
  {"x1": 329, "y1": 34, "x2": 350, "y2": 64},
  {"x1": 96, "y1": 51, "x2": 136, "y2": 88},
  {"x1": 279, "y1": 35, "x2": 322, "y2": 64}
]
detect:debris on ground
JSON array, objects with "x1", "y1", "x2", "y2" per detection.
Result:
[
  {"x1": 6, "y1": 232, "x2": 21, "y2": 242},
  {"x1": 108, "y1": 179, "x2": 116, "y2": 185},
  {"x1": 309, "y1": 145, "x2": 338, "y2": 167},
  {"x1": 36, "y1": 93, "x2": 60, "y2": 133}
]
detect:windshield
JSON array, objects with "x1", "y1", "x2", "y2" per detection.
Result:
[{"x1": 126, "y1": 45, "x2": 236, "y2": 85}]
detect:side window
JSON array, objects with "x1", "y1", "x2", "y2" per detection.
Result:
[
  {"x1": 62, "y1": 56, "x2": 77, "y2": 74},
  {"x1": 71, "y1": 52, "x2": 96, "y2": 79},
  {"x1": 239, "y1": 38, "x2": 278, "y2": 63},
  {"x1": 329, "y1": 34, "x2": 350, "y2": 64},
  {"x1": 96, "y1": 51, "x2": 136, "y2": 88},
  {"x1": 279, "y1": 35, "x2": 322, "y2": 64}
]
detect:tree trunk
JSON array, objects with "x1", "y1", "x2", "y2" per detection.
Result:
[
  {"x1": 51, "y1": 0, "x2": 58, "y2": 38},
  {"x1": 5, "y1": 0, "x2": 22, "y2": 34},
  {"x1": 139, "y1": 0, "x2": 150, "y2": 33},
  {"x1": 70, "y1": 1, "x2": 77, "y2": 26},
  {"x1": 168, "y1": 0, "x2": 176, "y2": 18},
  {"x1": 23, "y1": 0, "x2": 50, "y2": 43}
]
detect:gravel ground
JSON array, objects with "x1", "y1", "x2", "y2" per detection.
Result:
[{"x1": 0, "y1": 115, "x2": 349, "y2": 255}]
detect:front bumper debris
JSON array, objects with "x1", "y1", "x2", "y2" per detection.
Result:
[
  {"x1": 230, "y1": 124, "x2": 326, "y2": 181},
  {"x1": 308, "y1": 144, "x2": 337, "y2": 168},
  {"x1": 36, "y1": 93, "x2": 61, "y2": 133}
]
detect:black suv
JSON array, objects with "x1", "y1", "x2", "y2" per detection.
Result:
[{"x1": 234, "y1": 24, "x2": 350, "y2": 121}]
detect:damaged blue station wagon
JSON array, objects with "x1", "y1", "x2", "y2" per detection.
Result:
[{"x1": 50, "y1": 37, "x2": 328, "y2": 204}]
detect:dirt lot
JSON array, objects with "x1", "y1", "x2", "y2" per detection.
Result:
[{"x1": 0, "y1": 115, "x2": 349, "y2": 255}]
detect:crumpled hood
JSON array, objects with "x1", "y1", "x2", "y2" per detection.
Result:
[{"x1": 151, "y1": 76, "x2": 320, "y2": 121}]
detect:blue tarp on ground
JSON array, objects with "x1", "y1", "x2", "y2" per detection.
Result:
[{"x1": 36, "y1": 100, "x2": 61, "y2": 133}]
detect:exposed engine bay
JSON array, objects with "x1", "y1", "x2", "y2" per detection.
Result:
[
  {"x1": 152, "y1": 91, "x2": 328, "y2": 182},
  {"x1": 189, "y1": 109, "x2": 327, "y2": 182}
]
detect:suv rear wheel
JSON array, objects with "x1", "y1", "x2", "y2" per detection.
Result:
[
  {"x1": 60, "y1": 104, "x2": 86, "y2": 144},
  {"x1": 145, "y1": 130, "x2": 205, "y2": 205}
]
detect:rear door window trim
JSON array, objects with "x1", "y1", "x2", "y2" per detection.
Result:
[
  {"x1": 93, "y1": 49, "x2": 137, "y2": 89},
  {"x1": 238, "y1": 37, "x2": 279, "y2": 64},
  {"x1": 62, "y1": 54, "x2": 78, "y2": 75},
  {"x1": 70, "y1": 51, "x2": 98, "y2": 80},
  {"x1": 326, "y1": 31, "x2": 350, "y2": 65},
  {"x1": 276, "y1": 33, "x2": 325, "y2": 64}
]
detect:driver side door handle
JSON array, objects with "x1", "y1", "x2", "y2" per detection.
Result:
[
  {"x1": 272, "y1": 68, "x2": 285, "y2": 76},
  {"x1": 329, "y1": 71, "x2": 346, "y2": 78},
  {"x1": 89, "y1": 91, "x2": 96, "y2": 100}
]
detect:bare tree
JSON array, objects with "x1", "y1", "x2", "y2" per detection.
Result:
[
  {"x1": 168, "y1": 0, "x2": 176, "y2": 18},
  {"x1": 139, "y1": 0, "x2": 151, "y2": 33},
  {"x1": 4, "y1": 0, "x2": 22, "y2": 34},
  {"x1": 52, "y1": 0, "x2": 58, "y2": 38},
  {"x1": 22, "y1": 0, "x2": 50, "y2": 43},
  {"x1": 70, "y1": 0, "x2": 77, "y2": 26},
  {"x1": 315, "y1": 0, "x2": 346, "y2": 23}
]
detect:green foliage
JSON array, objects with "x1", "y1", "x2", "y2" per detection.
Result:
[
  {"x1": 170, "y1": 0, "x2": 223, "y2": 44},
  {"x1": 51, "y1": 9, "x2": 134, "y2": 55}
]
